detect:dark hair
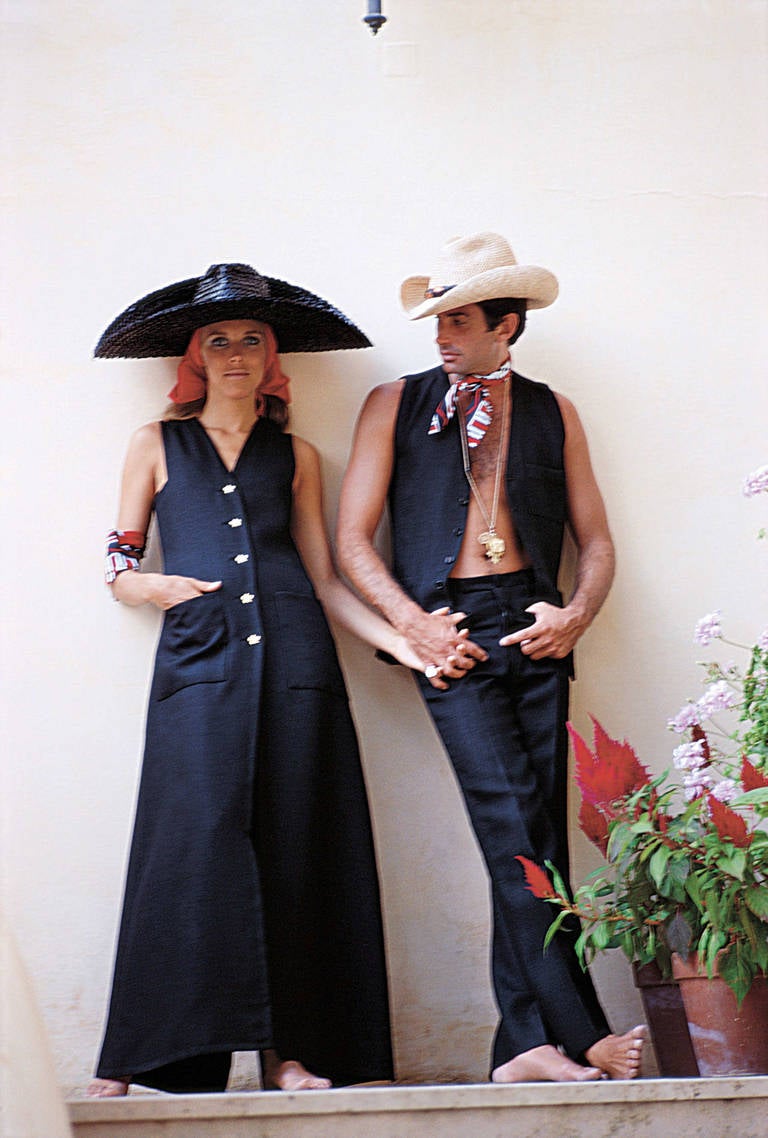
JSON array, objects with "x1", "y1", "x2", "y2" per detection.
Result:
[
  {"x1": 477, "y1": 297, "x2": 527, "y2": 345},
  {"x1": 163, "y1": 393, "x2": 289, "y2": 430}
]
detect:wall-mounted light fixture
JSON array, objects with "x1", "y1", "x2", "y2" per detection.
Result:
[{"x1": 363, "y1": 1, "x2": 387, "y2": 35}]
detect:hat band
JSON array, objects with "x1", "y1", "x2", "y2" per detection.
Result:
[{"x1": 424, "y1": 283, "x2": 455, "y2": 299}]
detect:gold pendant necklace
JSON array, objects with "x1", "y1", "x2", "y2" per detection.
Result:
[{"x1": 457, "y1": 378, "x2": 510, "y2": 565}]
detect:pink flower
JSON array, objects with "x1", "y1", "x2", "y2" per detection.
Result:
[
  {"x1": 758, "y1": 629, "x2": 768, "y2": 652},
  {"x1": 697, "y1": 680, "x2": 740, "y2": 718},
  {"x1": 694, "y1": 610, "x2": 722, "y2": 646},
  {"x1": 710, "y1": 778, "x2": 738, "y2": 803},
  {"x1": 743, "y1": 464, "x2": 768, "y2": 498},
  {"x1": 668, "y1": 702, "x2": 701, "y2": 733},
  {"x1": 673, "y1": 740, "x2": 707, "y2": 771},
  {"x1": 683, "y1": 769, "x2": 715, "y2": 800}
]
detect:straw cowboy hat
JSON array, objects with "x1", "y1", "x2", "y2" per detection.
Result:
[
  {"x1": 94, "y1": 262, "x2": 371, "y2": 358},
  {"x1": 400, "y1": 232, "x2": 559, "y2": 321}
]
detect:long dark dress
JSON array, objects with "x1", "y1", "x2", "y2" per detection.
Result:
[{"x1": 96, "y1": 417, "x2": 393, "y2": 1087}]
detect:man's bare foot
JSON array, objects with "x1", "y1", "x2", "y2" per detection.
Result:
[
  {"x1": 492, "y1": 1045, "x2": 601, "y2": 1083},
  {"x1": 263, "y1": 1058, "x2": 332, "y2": 1091},
  {"x1": 585, "y1": 1025, "x2": 646, "y2": 1079},
  {"x1": 86, "y1": 1078, "x2": 130, "y2": 1097}
]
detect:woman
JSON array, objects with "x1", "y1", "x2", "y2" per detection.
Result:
[{"x1": 87, "y1": 263, "x2": 444, "y2": 1097}]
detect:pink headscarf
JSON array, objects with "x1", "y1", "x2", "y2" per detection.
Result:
[{"x1": 168, "y1": 325, "x2": 292, "y2": 406}]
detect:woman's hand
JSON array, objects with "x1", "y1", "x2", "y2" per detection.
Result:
[
  {"x1": 384, "y1": 613, "x2": 484, "y2": 691},
  {"x1": 112, "y1": 571, "x2": 222, "y2": 610}
]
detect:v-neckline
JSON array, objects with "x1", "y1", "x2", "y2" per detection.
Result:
[{"x1": 193, "y1": 416, "x2": 262, "y2": 474}]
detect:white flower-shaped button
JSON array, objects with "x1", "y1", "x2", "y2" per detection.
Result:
[
  {"x1": 228, "y1": 517, "x2": 243, "y2": 528},
  {"x1": 240, "y1": 593, "x2": 255, "y2": 604},
  {"x1": 246, "y1": 634, "x2": 262, "y2": 646}
]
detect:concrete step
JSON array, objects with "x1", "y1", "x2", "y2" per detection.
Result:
[{"x1": 69, "y1": 1077, "x2": 768, "y2": 1138}]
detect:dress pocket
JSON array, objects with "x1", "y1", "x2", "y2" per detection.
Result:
[
  {"x1": 273, "y1": 591, "x2": 347, "y2": 696},
  {"x1": 153, "y1": 591, "x2": 229, "y2": 701}
]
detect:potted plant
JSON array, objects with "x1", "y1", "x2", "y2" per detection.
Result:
[{"x1": 518, "y1": 463, "x2": 768, "y2": 1077}]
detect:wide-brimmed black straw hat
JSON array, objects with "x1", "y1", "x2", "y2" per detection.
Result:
[{"x1": 94, "y1": 263, "x2": 372, "y2": 357}]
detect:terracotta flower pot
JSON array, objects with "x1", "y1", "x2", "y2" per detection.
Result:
[
  {"x1": 632, "y1": 961, "x2": 699, "y2": 1077},
  {"x1": 672, "y1": 952, "x2": 768, "y2": 1076}
]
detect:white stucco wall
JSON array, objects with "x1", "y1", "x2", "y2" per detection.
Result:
[{"x1": 2, "y1": 0, "x2": 766, "y2": 1095}]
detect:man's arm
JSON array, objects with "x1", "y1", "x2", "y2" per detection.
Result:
[
  {"x1": 501, "y1": 392, "x2": 615, "y2": 659},
  {"x1": 336, "y1": 381, "x2": 487, "y2": 684}
]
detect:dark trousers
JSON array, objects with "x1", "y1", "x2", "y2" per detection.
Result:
[
  {"x1": 415, "y1": 570, "x2": 610, "y2": 1070},
  {"x1": 133, "y1": 1051, "x2": 232, "y2": 1092}
]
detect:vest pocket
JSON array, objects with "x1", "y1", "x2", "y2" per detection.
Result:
[
  {"x1": 153, "y1": 592, "x2": 229, "y2": 701},
  {"x1": 274, "y1": 591, "x2": 347, "y2": 696},
  {"x1": 520, "y1": 463, "x2": 567, "y2": 520}
]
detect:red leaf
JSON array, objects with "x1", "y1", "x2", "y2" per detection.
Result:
[
  {"x1": 706, "y1": 794, "x2": 754, "y2": 849},
  {"x1": 578, "y1": 799, "x2": 609, "y2": 856},
  {"x1": 515, "y1": 856, "x2": 557, "y2": 899},
  {"x1": 590, "y1": 716, "x2": 653, "y2": 800},
  {"x1": 568, "y1": 722, "x2": 600, "y2": 802},
  {"x1": 691, "y1": 724, "x2": 711, "y2": 765},
  {"x1": 741, "y1": 756, "x2": 768, "y2": 792},
  {"x1": 568, "y1": 718, "x2": 652, "y2": 811}
]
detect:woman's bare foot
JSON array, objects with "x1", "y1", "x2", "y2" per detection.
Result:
[
  {"x1": 585, "y1": 1025, "x2": 646, "y2": 1079},
  {"x1": 263, "y1": 1055, "x2": 332, "y2": 1091},
  {"x1": 492, "y1": 1045, "x2": 601, "y2": 1083},
  {"x1": 86, "y1": 1078, "x2": 130, "y2": 1097}
]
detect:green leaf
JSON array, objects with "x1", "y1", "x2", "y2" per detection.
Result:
[
  {"x1": 733, "y1": 788, "x2": 768, "y2": 807},
  {"x1": 755, "y1": 936, "x2": 768, "y2": 973},
  {"x1": 545, "y1": 859, "x2": 569, "y2": 898},
  {"x1": 714, "y1": 847, "x2": 747, "y2": 880},
  {"x1": 543, "y1": 909, "x2": 571, "y2": 950},
  {"x1": 745, "y1": 885, "x2": 768, "y2": 922},
  {"x1": 685, "y1": 874, "x2": 704, "y2": 910},
  {"x1": 591, "y1": 922, "x2": 613, "y2": 951},
  {"x1": 574, "y1": 929, "x2": 591, "y2": 965},
  {"x1": 649, "y1": 846, "x2": 672, "y2": 890},
  {"x1": 606, "y1": 822, "x2": 636, "y2": 862},
  {"x1": 705, "y1": 932, "x2": 727, "y2": 973},
  {"x1": 717, "y1": 950, "x2": 754, "y2": 1007}
]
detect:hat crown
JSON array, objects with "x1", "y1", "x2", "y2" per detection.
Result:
[
  {"x1": 193, "y1": 263, "x2": 271, "y2": 303},
  {"x1": 429, "y1": 232, "x2": 518, "y2": 290}
]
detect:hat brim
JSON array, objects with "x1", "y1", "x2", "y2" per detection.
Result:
[
  {"x1": 400, "y1": 265, "x2": 558, "y2": 320},
  {"x1": 95, "y1": 274, "x2": 371, "y2": 358}
]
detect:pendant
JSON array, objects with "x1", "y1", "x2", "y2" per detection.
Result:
[{"x1": 478, "y1": 530, "x2": 506, "y2": 564}]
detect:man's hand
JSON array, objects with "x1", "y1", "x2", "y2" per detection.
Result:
[
  {"x1": 499, "y1": 601, "x2": 585, "y2": 660},
  {"x1": 407, "y1": 606, "x2": 487, "y2": 690}
]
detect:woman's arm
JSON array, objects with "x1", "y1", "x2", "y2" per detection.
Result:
[
  {"x1": 290, "y1": 435, "x2": 429, "y2": 674},
  {"x1": 109, "y1": 422, "x2": 222, "y2": 609}
]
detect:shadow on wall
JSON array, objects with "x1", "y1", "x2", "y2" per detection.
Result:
[{"x1": 1, "y1": 913, "x2": 74, "y2": 1137}]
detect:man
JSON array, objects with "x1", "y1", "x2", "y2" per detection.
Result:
[{"x1": 336, "y1": 232, "x2": 645, "y2": 1082}]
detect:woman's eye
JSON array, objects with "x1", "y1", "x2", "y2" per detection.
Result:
[
  {"x1": 209, "y1": 337, "x2": 228, "y2": 348},
  {"x1": 244, "y1": 335, "x2": 261, "y2": 346}
]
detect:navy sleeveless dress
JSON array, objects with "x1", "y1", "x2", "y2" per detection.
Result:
[{"x1": 96, "y1": 417, "x2": 393, "y2": 1087}]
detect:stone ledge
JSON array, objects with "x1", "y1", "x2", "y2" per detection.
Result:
[{"x1": 69, "y1": 1077, "x2": 768, "y2": 1138}]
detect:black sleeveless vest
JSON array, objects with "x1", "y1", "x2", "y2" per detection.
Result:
[{"x1": 389, "y1": 366, "x2": 567, "y2": 613}]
